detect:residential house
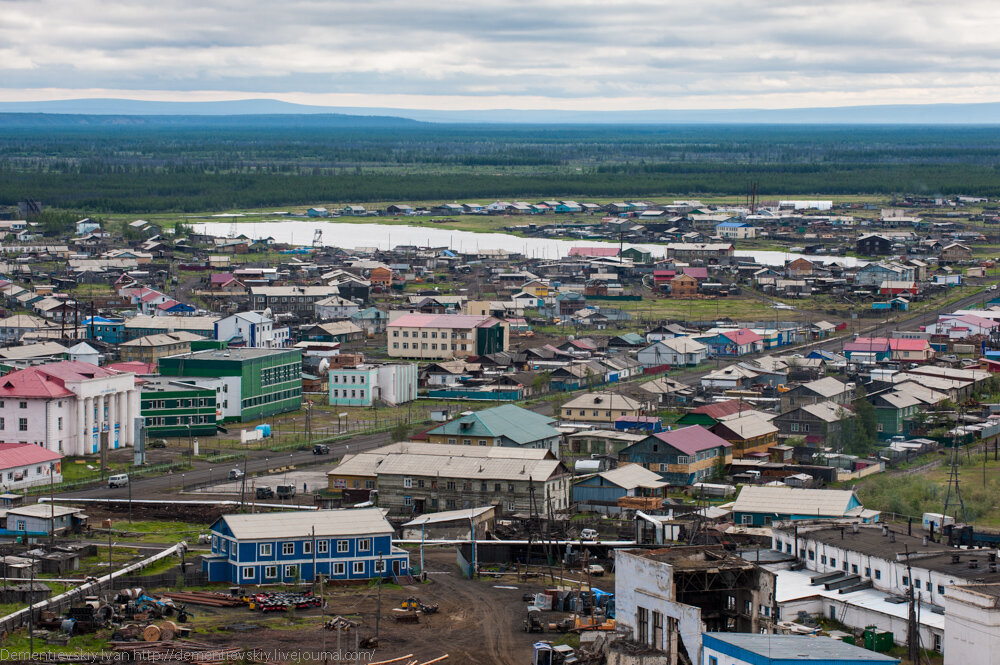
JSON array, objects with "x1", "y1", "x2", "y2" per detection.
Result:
[
  {"x1": 710, "y1": 413, "x2": 779, "y2": 458},
  {"x1": 571, "y1": 464, "x2": 667, "y2": 514},
  {"x1": 560, "y1": 392, "x2": 644, "y2": 424},
  {"x1": 637, "y1": 337, "x2": 707, "y2": 368},
  {"x1": 699, "y1": 328, "x2": 764, "y2": 357},
  {"x1": 715, "y1": 221, "x2": 758, "y2": 239},
  {"x1": 733, "y1": 486, "x2": 874, "y2": 526},
  {"x1": 249, "y1": 285, "x2": 342, "y2": 317},
  {"x1": 940, "y1": 243, "x2": 973, "y2": 263},
  {"x1": 301, "y1": 321, "x2": 366, "y2": 344},
  {"x1": 780, "y1": 377, "x2": 852, "y2": 411},
  {"x1": 119, "y1": 331, "x2": 206, "y2": 364},
  {"x1": 328, "y1": 363, "x2": 418, "y2": 407},
  {"x1": 856, "y1": 234, "x2": 892, "y2": 256},
  {"x1": 426, "y1": 404, "x2": 561, "y2": 452},
  {"x1": 314, "y1": 295, "x2": 361, "y2": 320},
  {"x1": 0, "y1": 443, "x2": 63, "y2": 491},
  {"x1": 214, "y1": 311, "x2": 289, "y2": 348},
  {"x1": 618, "y1": 425, "x2": 733, "y2": 486},
  {"x1": 772, "y1": 401, "x2": 853, "y2": 446},
  {"x1": 202, "y1": 508, "x2": 409, "y2": 584},
  {"x1": 668, "y1": 273, "x2": 698, "y2": 298}
]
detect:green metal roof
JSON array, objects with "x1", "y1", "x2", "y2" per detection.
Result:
[{"x1": 427, "y1": 404, "x2": 559, "y2": 446}]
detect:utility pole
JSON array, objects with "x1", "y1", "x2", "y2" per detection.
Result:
[
  {"x1": 376, "y1": 554, "x2": 383, "y2": 638},
  {"x1": 49, "y1": 463, "x2": 55, "y2": 546}
]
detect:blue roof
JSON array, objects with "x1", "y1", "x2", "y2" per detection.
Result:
[
  {"x1": 703, "y1": 633, "x2": 899, "y2": 662},
  {"x1": 717, "y1": 221, "x2": 749, "y2": 228}
]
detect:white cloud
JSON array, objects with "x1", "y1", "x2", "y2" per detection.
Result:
[{"x1": 3, "y1": 0, "x2": 1000, "y2": 109}]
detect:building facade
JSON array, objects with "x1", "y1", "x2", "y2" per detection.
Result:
[
  {"x1": 158, "y1": 348, "x2": 302, "y2": 423},
  {"x1": 387, "y1": 313, "x2": 507, "y2": 360},
  {"x1": 202, "y1": 509, "x2": 410, "y2": 584},
  {"x1": 140, "y1": 378, "x2": 218, "y2": 437},
  {"x1": 0, "y1": 361, "x2": 140, "y2": 455}
]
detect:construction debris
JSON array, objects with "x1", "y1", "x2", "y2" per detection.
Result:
[
  {"x1": 110, "y1": 639, "x2": 241, "y2": 663},
  {"x1": 158, "y1": 590, "x2": 243, "y2": 607}
]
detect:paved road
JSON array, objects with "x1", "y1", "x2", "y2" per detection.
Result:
[
  {"x1": 56, "y1": 286, "x2": 991, "y2": 502},
  {"x1": 60, "y1": 428, "x2": 396, "y2": 500}
]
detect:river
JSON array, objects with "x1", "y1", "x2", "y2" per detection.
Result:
[{"x1": 192, "y1": 220, "x2": 864, "y2": 267}]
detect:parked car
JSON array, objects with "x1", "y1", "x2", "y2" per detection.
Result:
[
  {"x1": 228, "y1": 469, "x2": 244, "y2": 480},
  {"x1": 587, "y1": 564, "x2": 605, "y2": 577},
  {"x1": 580, "y1": 528, "x2": 598, "y2": 541},
  {"x1": 313, "y1": 444, "x2": 330, "y2": 455},
  {"x1": 255, "y1": 486, "x2": 274, "y2": 499},
  {"x1": 276, "y1": 484, "x2": 296, "y2": 499}
]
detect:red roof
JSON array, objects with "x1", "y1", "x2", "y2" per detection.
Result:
[
  {"x1": 0, "y1": 361, "x2": 127, "y2": 399},
  {"x1": 568, "y1": 246, "x2": 619, "y2": 257},
  {"x1": 0, "y1": 443, "x2": 62, "y2": 470},
  {"x1": 652, "y1": 426, "x2": 732, "y2": 455},
  {"x1": 210, "y1": 273, "x2": 235, "y2": 284},
  {"x1": 723, "y1": 328, "x2": 762, "y2": 345},
  {"x1": 156, "y1": 299, "x2": 181, "y2": 310},
  {"x1": 140, "y1": 290, "x2": 166, "y2": 303},
  {"x1": 689, "y1": 399, "x2": 755, "y2": 419},
  {"x1": 854, "y1": 337, "x2": 929, "y2": 352},
  {"x1": 388, "y1": 313, "x2": 499, "y2": 329},
  {"x1": 682, "y1": 267, "x2": 708, "y2": 280},
  {"x1": 106, "y1": 361, "x2": 157, "y2": 375}
]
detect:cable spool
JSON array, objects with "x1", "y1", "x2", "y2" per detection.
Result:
[
  {"x1": 60, "y1": 619, "x2": 76, "y2": 635},
  {"x1": 142, "y1": 624, "x2": 161, "y2": 642},
  {"x1": 159, "y1": 621, "x2": 177, "y2": 641}
]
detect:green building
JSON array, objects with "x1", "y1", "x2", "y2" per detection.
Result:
[
  {"x1": 140, "y1": 377, "x2": 218, "y2": 437},
  {"x1": 157, "y1": 347, "x2": 302, "y2": 423}
]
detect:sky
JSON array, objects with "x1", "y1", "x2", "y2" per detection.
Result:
[{"x1": 3, "y1": 0, "x2": 1000, "y2": 111}]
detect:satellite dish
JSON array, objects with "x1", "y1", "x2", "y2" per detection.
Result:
[
  {"x1": 318, "y1": 358, "x2": 330, "y2": 376},
  {"x1": 263, "y1": 307, "x2": 273, "y2": 320}
]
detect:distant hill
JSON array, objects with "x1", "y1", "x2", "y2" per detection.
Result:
[{"x1": 2, "y1": 97, "x2": 1000, "y2": 124}]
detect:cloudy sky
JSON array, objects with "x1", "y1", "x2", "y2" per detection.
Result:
[{"x1": 3, "y1": 0, "x2": 1000, "y2": 110}]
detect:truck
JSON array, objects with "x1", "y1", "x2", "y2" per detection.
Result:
[{"x1": 276, "y1": 484, "x2": 296, "y2": 499}]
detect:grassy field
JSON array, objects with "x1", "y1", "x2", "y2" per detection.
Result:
[{"x1": 856, "y1": 450, "x2": 1000, "y2": 526}]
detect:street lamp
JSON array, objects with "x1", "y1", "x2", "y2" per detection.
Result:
[{"x1": 209, "y1": 468, "x2": 213, "y2": 492}]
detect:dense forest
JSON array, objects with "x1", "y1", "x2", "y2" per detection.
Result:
[{"x1": 2, "y1": 115, "x2": 1000, "y2": 212}]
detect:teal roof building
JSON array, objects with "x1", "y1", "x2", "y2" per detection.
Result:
[{"x1": 426, "y1": 404, "x2": 561, "y2": 453}]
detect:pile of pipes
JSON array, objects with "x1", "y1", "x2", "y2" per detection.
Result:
[{"x1": 159, "y1": 591, "x2": 243, "y2": 607}]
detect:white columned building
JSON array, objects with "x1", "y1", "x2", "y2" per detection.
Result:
[{"x1": 0, "y1": 361, "x2": 141, "y2": 456}]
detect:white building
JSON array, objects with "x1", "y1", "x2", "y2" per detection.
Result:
[
  {"x1": 214, "y1": 312, "x2": 289, "y2": 348},
  {"x1": 0, "y1": 361, "x2": 140, "y2": 456},
  {"x1": 944, "y1": 583, "x2": 1000, "y2": 665},
  {"x1": 636, "y1": 337, "x2": 707, "y2": 368},
  {"x1": 0, "y1": 443, "x2": 63, "y2": 492},
  {"x1": 329, "y1": 363, "x2": 417, "y2": 407},
  {"x1": 314, "y1": 295, "x2": 361, "y2": 320}
]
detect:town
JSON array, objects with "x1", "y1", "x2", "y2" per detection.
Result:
[{"x1": 0, "y1": 193, "x2": 998, "y2": 665}]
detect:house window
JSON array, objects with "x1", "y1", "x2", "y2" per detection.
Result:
[
  {"x1": 636, "y1": 606, "x2": 649, "y2": 644},
  {"x1": 404, "y1": 496, "x2": 412, "y2": 506},
  {"x1": 337, "y1": 540, "x2": 349, "y2": 553},
  {"x1": 18, "y1": 418, "x2": 27, "y2": 431},
  {"x1": 333, "y1": 562, "x2": 345, "y2": 575},
  {"x1": 318, "y1": 540, "x2": 328, "y2": 554},
  {"x1": 303, "y1": 541, "x2": 312, "y2": 554},
  {"x1": 259, "y1": 543, "x2": 272, "y2": 556},
  {"x1": 284, "y1": 565, "x2": 297, "y2": 578},
  {"x1": 353, "y1": 561, "x2": 365, "y2": 575},
  {"x1": 264, "y1": 565, "x2": 277, "y2": 578},
  {"x1": 403, "y1": 477, "x2": 413, "y2": 488},
  {"x1": 903, "y1": 575, "x2": 909, "y2": 586},
  {"x1": 282, "y1": 542, "x2": 294, "y2": 555},
  {"x1": 374, "y1": 559, "x2": 386, "y2": 573},
  {"x1": 57, "y1": 417, "x2": 63, "y2": 430},
  {"x1": 18, "y1": 401, "x2": 26, "y2": 409},
  {"x1": 242, "y1": 566, "x2": 255, "y2": 580},
  {"x1": 938, "y1": 585, "x2": 945, "y2": 595},
  {"x1": 507, "y1": 501, "x2": 516, "y2": 511},
  {"x1": 875, "y1": 570, "x2": 882, "y2": 580},
  {"x1": 358, "y1": 538, "x2": 371, "y2": 552}
]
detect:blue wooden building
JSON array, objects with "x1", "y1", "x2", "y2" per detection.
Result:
[{"x1": 202, "y1": 508, "x2": 410, "y2": 584}]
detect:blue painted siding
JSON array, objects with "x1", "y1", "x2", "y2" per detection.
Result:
[{"x1": 204, "y1": 521, "x2": 408, "y2": 584}]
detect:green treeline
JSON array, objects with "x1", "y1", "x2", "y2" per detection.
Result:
[{"x1": 3, "y1": 120, "x2": 1000, "y2": 212}]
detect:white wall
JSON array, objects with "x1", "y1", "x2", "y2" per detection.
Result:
[{"x1": 944, "y1": 587, "x2": 1000, "y2": 665}]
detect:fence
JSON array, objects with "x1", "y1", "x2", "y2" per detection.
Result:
[{"x1": 24, "y1": 461, "x2": 193, "y2": 496}]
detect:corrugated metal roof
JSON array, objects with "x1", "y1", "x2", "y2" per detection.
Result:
[
  {"x1": 329, "y1": 442, "x2": 555, "y2": 479},
  {"x1": 596, "y1": 464, "x2": 667, "y2": 490},
  {"x1": 219, "y1": 508, "x2": 392, "y2": 540},
  {"x1": 713, "y1": 414, "x2": 779, "y2": 440},
  {"x1": 733, "y1": 486, "x2": 858, "y2": 516},
  {"x1": 652, "y1": 425, "x2": 732, "y2": 455},
  {"x1": 402, "y1": 506, "x2": 494, "y2": 527}
]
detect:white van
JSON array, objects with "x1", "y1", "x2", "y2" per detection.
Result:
[{"x1": 108, "y1": 474, "x2": 129, "y2": 488}]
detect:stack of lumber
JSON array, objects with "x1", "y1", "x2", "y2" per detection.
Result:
[{"x1": 110, "y1": 639, "x2": 242, "y2": 663}]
